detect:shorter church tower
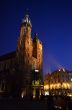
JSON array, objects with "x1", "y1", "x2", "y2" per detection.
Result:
[
  {"x1": 16, "y1": 14, "x2": 33, "y2": 96},
  {"x1": 32, "y1": 33, "x2": 43, "y2": 98},
  {"x1": 33, "y1": 33, "x2": 42, "y2": 71}
]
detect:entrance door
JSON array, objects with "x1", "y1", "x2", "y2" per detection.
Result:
[{"x1": 36, "y1": 88, "x2": 39, "y2": 98}]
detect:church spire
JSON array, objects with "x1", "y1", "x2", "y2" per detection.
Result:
[
  {"x1": 22, "y1": 13, "x2": 32, "y2": 28},
  {"x1": 33, "y1": 33, "x2": 38, "y2": 42},
  {"x1": 20, "y1": 12, "x2": 32, "y2": 37}
]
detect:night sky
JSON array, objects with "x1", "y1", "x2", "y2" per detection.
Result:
[{"x1": 0, "y1": 0, "x2": 72, "y2": 74}]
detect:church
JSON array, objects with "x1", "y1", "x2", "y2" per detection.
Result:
[{"x1": 0, "y1": 14, "x2": 43, "y2": 98}]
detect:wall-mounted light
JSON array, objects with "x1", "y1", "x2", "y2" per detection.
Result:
[{"x1": 35, "y1": 69, "x2": 39, "y2": 72}]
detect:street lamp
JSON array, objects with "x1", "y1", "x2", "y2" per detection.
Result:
[{"x1": 35, "y1": 69, "x2": 39, "y2": 72}]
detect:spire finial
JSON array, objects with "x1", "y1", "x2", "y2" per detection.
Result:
[{"x1": 21, "y1": 9, "x2": 32, "y2": 27}]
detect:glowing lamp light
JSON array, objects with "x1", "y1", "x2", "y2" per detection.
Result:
[
  {"x1": 71, "y1": 78, "x2": 72, "y2": 82},
  {"x1": 45, "y1": 91, "x2": 49, "y2": 96},
  {"x1": 35, "y1": 70, "x2": 39, "y2": 72},
  {"x1": 21, "y1": 92, "x2": 24, "y2": 98},
  {"x1": 44, "y1": 85, "x2": 49, "y2": 90},
  {"x1": 67, "y1": 93, "x2": 72, "y2": 97},
  {"x1": 59, "y1": 69, "x2": 60, "y2": 71}
]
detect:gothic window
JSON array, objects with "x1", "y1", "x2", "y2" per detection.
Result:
[
  {"x1": 28, "y1": 59, "x2": 29, "y2": 64},
  {"x1": 27, "y1": 40, "x2": 29, "y2": 44}
]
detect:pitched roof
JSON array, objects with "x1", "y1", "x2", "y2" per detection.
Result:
[{"x1": 0, "y1": 51, "x2": 16, "y2": 61}]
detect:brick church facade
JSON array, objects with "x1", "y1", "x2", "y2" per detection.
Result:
[{"x1": 0, "y1": 14, "x2": 43, "y2": 98}]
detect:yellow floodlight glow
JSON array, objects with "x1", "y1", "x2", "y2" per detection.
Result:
[
  {"x1": 62, "y1": 82, "x2": 70, "y2": 89},
  {"x1": 44, "y1": 85, "x2": 49, "y2": 90},
  {"x1": 45, "y1": 91, "x2": 49, "y2": 96},
  {"x1": 67, "y1": 93, "x2": 72, "y2": 97},
  {"x1": 71, "y1": 78, "x2": 72, "y2": 82}
]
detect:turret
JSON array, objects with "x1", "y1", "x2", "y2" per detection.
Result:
[{"x1": 20, "y1": 14, "x2": 32, "y2": 37}]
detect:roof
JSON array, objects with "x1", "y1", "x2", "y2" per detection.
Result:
[
  {"x1": 51, "y1": 69, "x2": 72, "y2": 75},
  {"x1": 0, "y1": 51, "x2": 16, "y2": 61}
]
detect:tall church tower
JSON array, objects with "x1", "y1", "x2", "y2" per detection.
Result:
[{"x1": 16, "y1": 15, "x2": 33, "y2": 96}]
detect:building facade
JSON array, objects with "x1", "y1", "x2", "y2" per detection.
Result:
[
  {"x1": 0, "y1": 14, "x2": 43, "y2": 98},
  {"x1": 44, "y1": 68, "x2": 72, "y2": 96}
]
